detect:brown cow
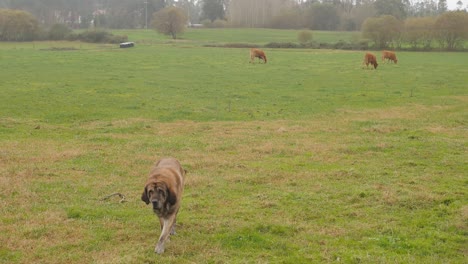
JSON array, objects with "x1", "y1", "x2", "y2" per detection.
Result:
[
  {"x1": 363, "y1": 52, "x2": 378, "y2": 69},
  {"x1": 382, "y1": 50, "x2": 398, "y2": 64},
  {"x1": 250, "y1": 48, "x2": 267, "y2": 64}
]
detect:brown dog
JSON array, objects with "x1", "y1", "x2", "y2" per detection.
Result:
[
  {"x1": 141, "y1": 158, "x2": 186, "y2": 254},
  {"x1": 250, "y1": 48, "x2": 267, "y2": 64}
]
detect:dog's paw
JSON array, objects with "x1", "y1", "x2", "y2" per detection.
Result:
[{"x1": 155, "y1": 244, "x2": 165, "y2": 254}]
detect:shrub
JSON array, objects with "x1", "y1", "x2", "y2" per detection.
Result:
[
  {"x1": 107, "y1": 34, "x2": 128, "y2": 44},
  {"x1": 201, "y1": 19, "x2": 213, "y2": 28},
  {"x1": 152, "y1": 7, "x2": 188, "y2": 39},
  {"x1": 223, "y1": 43, "x2": 257, "y2": 48},
  {"x1": 0, "y1": 9, "x2": 39, "y2": 41},
  {"x1": 66, "y1": 30, "x2": 128, "y2": 43},
  {"x1": 300, "y1": 41, "x2": 319, "y2": 49},
  {"x1": 201, "y1": 19, "x2": 228, "y2": 28},
  {"x1": 79, "y1": 30, "x2": 111, "y2": 42},
  {"x1": 298, "y1": 30, "x2": 313, "y2": 44},
  {"x1": 403, "y1": 17, "x2": 435, "y2": 49},
  {"x1": 362, "y1": 15, "x2": 403, "y2": 49},
  {"x1": 265, "y1": 42, "x2": 299, "y2": 48},
  {"x1": 433, "y1": 11, "x2": 468, "y2": 50},
  {"x1": 66, "y1": 33, "x2": 80, "y2": 41},
  {"x1": 355, "y1": 40, "x2": 369, "y2": 50},
  {"x1": 333, "y1": 40, "x2": 354, "y2": 50},
  {"x1": 212, "y1": 19, "x2": 227, "y2": 28},
  {"x1": 48, "y1": 24, "x2": 72, "y2": 40}
]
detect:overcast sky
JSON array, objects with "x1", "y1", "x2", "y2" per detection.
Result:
[{"x1": 447, "y1": 0, "x2": 465, "y2": 10}]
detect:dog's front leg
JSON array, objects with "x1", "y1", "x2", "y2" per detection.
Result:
[
  {"x1": 155, "y1": 215, "x2": 176, "y2": 254},
  {"x1": 170, "y1": 208, "x2": 180, "y2": 235}
]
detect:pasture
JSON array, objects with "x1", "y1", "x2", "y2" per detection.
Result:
[
  {"x1": 0, "y1": 30, "x2": 467, "y2": 263},
  {"x1": 114, "y1": 28, "x2": 360, "y2": 46}
]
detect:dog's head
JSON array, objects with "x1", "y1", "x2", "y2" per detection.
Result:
[{"x1": 141, "y1": 181, "x2": 177, "y2": 213}]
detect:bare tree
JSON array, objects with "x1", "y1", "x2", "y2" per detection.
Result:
[
  {"x1": 151, "y1": 6, "x2": 188, "y2": 39},
  {"x1": 434, "y1": 11, "x2": 468, "y2": 49},
  {"x1": 362, "y1": 15, "x2": 403, "y2": 48},
  {"x1": 403, "y1": 16, "x2": 435, "y2": 49},
  {"x1": 0, "y1": 9, "x2": 39, "y2": 41}
]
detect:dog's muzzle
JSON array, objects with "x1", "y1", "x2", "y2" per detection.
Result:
[{"x1": 152, "y1": 201, "x2": 162, "y2": 210}]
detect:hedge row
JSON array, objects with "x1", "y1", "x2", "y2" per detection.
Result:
[
  {"x1": 67, "y1": 30, "x2": 128, "y2": 44},
  {"x1": 204, "y1": 41, "x2": 370, "y2": 50}
]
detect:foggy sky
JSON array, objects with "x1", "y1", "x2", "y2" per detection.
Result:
[{"x1": 447, "y1": 0, "x2": 466, "y2": 10}]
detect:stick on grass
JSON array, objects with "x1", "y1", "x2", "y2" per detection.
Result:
[{"x1": 101, "y1": 192, "x2": 126, "y2": 203}]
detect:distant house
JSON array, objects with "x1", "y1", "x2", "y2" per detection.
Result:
[{"x1": 92, "y1": 9, "x2": 107, "y2": 27}]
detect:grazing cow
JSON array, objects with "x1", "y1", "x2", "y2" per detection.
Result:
[
  {"x1": 250, "y1": 48, "x2": 267, "y2": 64},
  {"x1": 382, "y1": 50, "x2": 398, "y2": 64},
  {"x1": 363, "y1": 52, "x2": 378, "y2": 69}
]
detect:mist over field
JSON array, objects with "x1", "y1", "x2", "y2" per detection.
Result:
[
  {"x1": 0, "y1": 27, "x2": 467, "y2": 262},
  {"x1": 0, "y1": 0, "x2": 467, "y2": 263}
]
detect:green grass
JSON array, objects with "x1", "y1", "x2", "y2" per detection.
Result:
[
  {"x1": 115, "y1": 28, "x2": 360, "y2": 46},
  {"x1": 115, "y1": 28, "x2": 467, "y2": 49},
  {"x1": 0, "y1": 32, "x2": 467, "y2": 263}
]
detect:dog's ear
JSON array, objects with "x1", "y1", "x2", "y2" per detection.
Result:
[
  {"x1": 141, "y1": 185, "x2": 150, "y2": 205},
  {"x1": 166, "y1": 186, "x2": 177, "y2": 206}
]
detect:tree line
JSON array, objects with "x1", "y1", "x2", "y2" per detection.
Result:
[
  {"x1": 0, "y1": 1, "x2": 466, "y2": 29},
  {"x1": 362, "y1": 12, "x2": 468, "y2": 50},
  {"x1": 0, "y1": 0, "x2": 467, "y2": 50}
]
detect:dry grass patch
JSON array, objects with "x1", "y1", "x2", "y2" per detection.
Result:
[{"x1": 337, "y1": 104, "x2": 447, "y2": 121}]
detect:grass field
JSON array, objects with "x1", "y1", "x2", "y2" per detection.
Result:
[
  {"x1": 0, "y1": 28, "x2": 467, "y2": 263},
  {"x1": 114, "y1": 28, "x2": 360, "y2": 46}
]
